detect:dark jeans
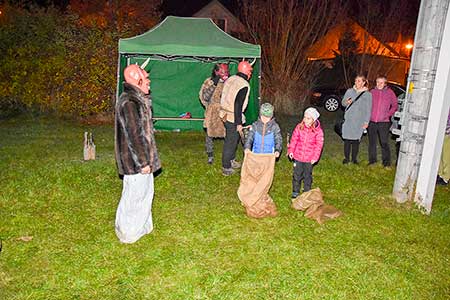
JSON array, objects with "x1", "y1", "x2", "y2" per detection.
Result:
[
  {"x1": 368, "y1": 121, "x2": 391, "y2": 166},
  {"x1": 292, "y1": 161, "x2": 313, "y2": 193},
  {"x1": 222, "y1": 121, "x2": 240, "y2": 168},
  {"x1": 344, "y1": 139, "x2": 360, "y2": 162}
]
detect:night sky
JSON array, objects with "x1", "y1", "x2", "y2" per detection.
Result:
[
  {"x1": 161, "y1": 0, "x2": 239, "y2": 17},
  {"x1": 18, "y1": 0, "x2": 420, "y2": 37}
]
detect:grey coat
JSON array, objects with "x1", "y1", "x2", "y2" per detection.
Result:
[{"x1": 341, "y1": 88, "x2": 372, "y2": 140}]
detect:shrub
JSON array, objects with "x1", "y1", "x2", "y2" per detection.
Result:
[{"x1": 0, "y1": 2, "x2": 160, "y2": 118}]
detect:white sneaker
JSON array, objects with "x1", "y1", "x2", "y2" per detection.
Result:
[{"x1": 231, "y1": 160, "x2": 241, "y2": 169}]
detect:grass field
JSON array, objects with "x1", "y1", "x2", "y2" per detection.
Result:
[{"x1": 0, "y1": 113, "x2": 449, "y2": 300}]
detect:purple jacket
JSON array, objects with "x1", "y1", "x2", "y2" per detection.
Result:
[{"x1": 370, "y1": 87, "x2": 398, "y2": 122}]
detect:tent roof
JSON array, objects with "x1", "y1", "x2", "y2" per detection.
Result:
[{"x1": 119, "y1": 16, "x2": 260, "y2": 58}]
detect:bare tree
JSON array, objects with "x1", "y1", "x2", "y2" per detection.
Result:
[
  {"x1": 338, "y1": 0, "x2": 415, "y2": 86},
  {"x1": 240, "y1": 0, "x2": 344, "y2": 114}
]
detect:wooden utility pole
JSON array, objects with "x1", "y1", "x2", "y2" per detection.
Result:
[
  {"x1": 393, "y1": 0, "x2": 450, "y2": 210},
  {"x1": 415, "y1": 5, "x2": 450, "y2": 213}
]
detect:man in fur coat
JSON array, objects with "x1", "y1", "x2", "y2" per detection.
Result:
[
  {"x1": 114, "y1": 63, "x2": 161, "y2": 244},
  {"x1": 199, "y1": 63, "x2": 229, "y2": 164}
]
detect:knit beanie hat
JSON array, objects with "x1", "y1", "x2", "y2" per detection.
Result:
[
  {"x1": 260, "y1": 103, "x2": 274, "y2": 118},
  {"x1": 304, "y1": 107, "x2": 320, "y2": 121}
]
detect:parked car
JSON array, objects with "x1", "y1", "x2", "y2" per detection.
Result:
[{"x1": 309, "y1": 81, "x2": 406, "y2": 112}]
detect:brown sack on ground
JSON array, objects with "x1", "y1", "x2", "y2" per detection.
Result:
[
  {"x1": 237, "y1": 152, "x2": 278, "y2": 218},
  {"x1": 292, "y1": 188, "x2": 342, "y2": 224}
]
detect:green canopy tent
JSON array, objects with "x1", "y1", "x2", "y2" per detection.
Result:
[{"x1": 117, "y1": 16, "x2": 261, "y2": 131}]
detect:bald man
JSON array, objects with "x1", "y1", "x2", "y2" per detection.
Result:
[{"x1": 114, "y1": 64, "x2": 161, "y2": 244}]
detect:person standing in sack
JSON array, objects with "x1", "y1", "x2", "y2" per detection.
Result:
[
  {"x1": 238, "y1": 102, "x2": 281, "y2": 219},
  {"x1": 244, "y1": 102, "x2": 282, "y2": 157},
  {"x1": 199, "y1": 63, "x2": 229, "y2": 164},
  {"x1": 368, "y1": 76, "x2": 398, "y2": 167},
  {"x1": 114, "y1": 62, "x2": 161, "y2": 244},
  {"x1": 287, "y1": 107, "x2": 324, "y2": 198},
  {"x1": 341, "y1": 75, "x2": 372, "y2": 164},
  {"x1": 220, "y1": 60, "x2": 253, "y2": 176}
]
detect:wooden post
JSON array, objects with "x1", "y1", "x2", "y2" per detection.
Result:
[
  {"x1": 393, "y1": 0, "x2": 450, "y2": 205},
  {"x1": 83, "y1": 132, "x2": 96, "y2": 160},
  {"x1": 415, "y1": 6, "x2": 450, "y2": 213}
]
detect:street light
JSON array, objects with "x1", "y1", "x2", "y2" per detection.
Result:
[{"x1": 405, "y1": 43, "x2": 413, "y2": 49}]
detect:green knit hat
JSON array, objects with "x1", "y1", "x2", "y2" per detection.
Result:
[{"x1": 260, "y1": 103, "x2": 274, "y2": 117}]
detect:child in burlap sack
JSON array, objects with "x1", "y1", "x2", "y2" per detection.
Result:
[{"x1": 237, "y1": 103, "x2": 282, "y2": 218}]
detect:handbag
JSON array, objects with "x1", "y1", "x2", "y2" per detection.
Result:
[
  {"x1": 334, "y1": 119, "x2": 344, "y2": 137},
  {"x1": 334, "y1": 91, "x2": 366, "y2": 138}
]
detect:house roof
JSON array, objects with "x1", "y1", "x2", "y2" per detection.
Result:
[
  {"x1": 307, "y1": 21, "x2": 407, "y2": 60},
  {"x1": 193, "y1": 0, "x2": 244, "y2": 30}
]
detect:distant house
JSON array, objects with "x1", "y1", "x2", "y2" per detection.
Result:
[
  {"x1": 307, "y1": 20, "x2": 410, "y2": 85},
  {"x1": 193, "y1": 0, "x2": 245, "y2": 34}
]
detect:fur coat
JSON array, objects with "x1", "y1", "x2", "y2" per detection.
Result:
[
  {"x1": 115, "y1": 82, "x2": 161, "y2": 175},
  {"x1": 199, "y1": 78, "x2": 225, "y2": 138}
]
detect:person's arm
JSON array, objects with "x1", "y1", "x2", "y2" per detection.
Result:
[
  {"x1": 234, "y1": 87, "x2": 248, "y2": 125},
  {"x1": 244, "y1": 123, "x2": 256, "y2": 151},
  {"x1": 341, "y1": 90, "x2": 351, "y2": 107},
  {"x1": 200, "y1": 78, "x2": 216, "y2": 107},
  {"x1": 274, "y1": 123, "x2": 283, "y2": 154},
  {"x1": 363, "y1": 93, "x2": 373, "y2": 127},
  {"x1": 388, "y1": 89, "x2": 398, "y2": 117},
  {"x1": 120, "y1": 101, "x2": 150, "y2": 170},
  {"x1": 312, "y1": 128, "x2": 324, "y2": 163},
  {"x1": 287, "y1": 125, "x2": 300, "y2": 156}
]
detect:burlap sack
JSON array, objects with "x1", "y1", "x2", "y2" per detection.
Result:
[
  {"x1": 292, "y1": 188, "x2": 342, "y2": 224},
  {"x1": 237, "y1": 152, "x2": 278, "y2": 218}
]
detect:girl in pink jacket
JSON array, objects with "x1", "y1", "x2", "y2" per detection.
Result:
[{"x1": 288, "y1": 107, "x2": 324, "y2": 198}]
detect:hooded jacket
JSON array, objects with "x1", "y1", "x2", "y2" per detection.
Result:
[
  {"x1": 370, "y1": 87, "x2": 398, "y2": 122},
  {"x1": 288, "y1": 120, "x2": 324, "y2": 163},
  {"x1": 244, "y1": 118, "x2": 282, "y2": 154},
  {"x1": 115, "y1": 82, "x2": 161, "y2": 175}
]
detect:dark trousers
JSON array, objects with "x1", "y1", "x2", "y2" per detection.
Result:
[
  {"x1": 344, "y1": 139, "x2": 360, "y2": 162},
  {"x1": 292, "y1": 161, "x2": 313, "y2": 193},
  {"x1": 205, "y1": 134, "x2": 214, "y2": 156},
  {"x1": 368, "y1": 121, "x2": 391, "y2": 166},
  {"x1": 222, "y1": 121, "x2": 240, "y2": 168}
]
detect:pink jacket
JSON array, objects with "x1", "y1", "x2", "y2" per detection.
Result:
[
  {"x1": 370, "y1": 87, "x2": 398, "y2": 122},
  {"x1": 288, "y1": 120, "x2": 324, "y2": 163}
]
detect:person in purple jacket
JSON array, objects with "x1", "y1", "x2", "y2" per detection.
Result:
[{"x1": 368, "y1": 76, "x2": 398, "y2": 167}]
